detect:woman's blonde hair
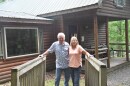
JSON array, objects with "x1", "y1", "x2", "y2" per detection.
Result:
[{"x1": 70, "y1": 36, "x2": 79, "y2": 46}]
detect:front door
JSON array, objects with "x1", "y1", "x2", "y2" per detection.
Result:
[{"x1": 68, "y1": 25, "x2": 78, "y2": 43}]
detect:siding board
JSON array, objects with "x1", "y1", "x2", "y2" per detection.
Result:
[{"x1": 97, "y1": 0, "x2": 130, "y2": 18}]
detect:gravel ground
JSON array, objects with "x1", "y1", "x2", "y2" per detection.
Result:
[{"x1": 107, "y1": 64, "x2": 130, "y2": 86}]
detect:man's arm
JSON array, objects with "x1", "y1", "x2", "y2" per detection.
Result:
[
  {"x1": 39, "y1": 42, "x2": 55, "y2": 57},
  {"x1": 39, "y1": 50, "x2": 48, "y2": 57},
  {"x1": 42, "y1": 50, "x2": 49, "y2": 56}
]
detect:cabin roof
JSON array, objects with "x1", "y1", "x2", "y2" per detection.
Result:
[
  {"x1": 0, "y1": 10, "x2": 53, "y2": 24},
  {"x1": 0, "y1": 0, "x2": 101, "y2": 16}
]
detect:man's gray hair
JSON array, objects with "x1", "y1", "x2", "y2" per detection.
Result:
[{"x1": 57, "y1": 32, "x2": 65, "y2": 40}]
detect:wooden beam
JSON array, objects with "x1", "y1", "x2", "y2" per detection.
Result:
[
  {"x1": 59, "y1": 15, "x2": 64, "y2": 32},
  {"x1": 93, "y1": 15, "x2": 99, "y2": 58},
  {"x1": 0, "y1": 17, "x2": 53, "y2": 24},
  {"x1": 125, "y1": 19, "x2": 129, "y2": 61},
  {"x1": 106, "y1": 17, "x2": 110, "y2": 68}
]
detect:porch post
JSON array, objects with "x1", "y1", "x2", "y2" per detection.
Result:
[
  {"x1": 59, "y1": 15, "x2": 64, "y2": 32},
  {"x1": 125, "y1": 19, "x2": 129, "y2": 61},
  {"x1": 93, "y1": 15, "x2": 99, "y2": 58},
  {"x1": 106, "y1": 17, "x2": 110, "y2": 68}
]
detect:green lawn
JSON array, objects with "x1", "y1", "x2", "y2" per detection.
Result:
[
  {"x1": 0, "y1": 79, "x2": 85, "y2": 86},
  {"x1": 45, "y1": 79, "x2": 85, "y2": 86}
]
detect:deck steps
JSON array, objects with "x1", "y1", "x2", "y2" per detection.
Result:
[{"x1": 0, "y1": 56, "x2": 36, "y2": 83}]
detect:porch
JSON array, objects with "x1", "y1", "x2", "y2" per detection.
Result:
[
  {"x1": 0, "y1": 57, "x2": 130, "y2": 86},
  {"x1": 10, "y1": 55, "x2": 130, "y2": 86},
  {"x1": 82, "y1": 57, "x2": 130, "y2": 73}
]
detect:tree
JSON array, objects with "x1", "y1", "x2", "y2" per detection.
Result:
[
  {"x1": 109, "y1": 20, "x2": 126, "y2": 57},
  {"x1": 0, "y1": 0, "x2": 5, "y2": 3}
]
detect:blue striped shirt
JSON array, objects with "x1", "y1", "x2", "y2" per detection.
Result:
[{"x1": 48, "y1": 41, "x2": 69, "y2": 68}]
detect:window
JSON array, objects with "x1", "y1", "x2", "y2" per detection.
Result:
[
  {"x1": 4, "y1": 27, "x2": 39, "y2": 57},
  {"x1": 114, "y1": 0, "x2": 126, "y2": 8}
]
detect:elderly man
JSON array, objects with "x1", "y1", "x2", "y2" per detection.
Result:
[{"x1": 40, "y1": 32, "x2": 70, "y2": 86}]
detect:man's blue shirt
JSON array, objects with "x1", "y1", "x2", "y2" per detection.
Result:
[{"x1": 48, "y1": 41, "x2": 69, "y2": 68}]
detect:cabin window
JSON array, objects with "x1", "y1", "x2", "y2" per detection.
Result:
[
  {"x1": 4, "y1": 27, "x2": 39, "y2": 58},
  {"x1": 114, "y1": 0, "x2": 126, "y2": 8}
]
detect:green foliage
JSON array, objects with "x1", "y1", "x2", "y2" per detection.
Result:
[
  {"x1": 0, "y1": 0, "x2": 5, "y2": 3},
  {"x1": 109, "y1": 20, "x2": 125, "y2": 43},
  {"x1": 108, "y1": 20, "x2": 130, "y2": 57}
]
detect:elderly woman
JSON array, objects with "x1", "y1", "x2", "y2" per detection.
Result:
[{"x1": 69, "y1": 36, "x2": 90, "y2": 86}]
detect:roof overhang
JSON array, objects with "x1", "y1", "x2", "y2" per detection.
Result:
[
  {"x1": 38, "y1": 3, "x2": 101, "y2": 18},
  {"x1": 0, "y1": 16, "x2": 53, "y2": 24}
]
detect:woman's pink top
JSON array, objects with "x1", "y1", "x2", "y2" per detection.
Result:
[{"x1": 69, "y1": 45, "x2": 84, "y2": 68}]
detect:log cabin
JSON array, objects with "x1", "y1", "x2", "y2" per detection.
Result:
[
  {"x1": 0, "y1": 0, "x2": 130, "y2": 83},
  {"x1": 38, "y1": 0, "x2": 130, "y2": 68},
  {"x1": 0, "y1": 10, "x2": 53, "y2": 83}
]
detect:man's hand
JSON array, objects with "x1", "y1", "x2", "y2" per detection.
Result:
[{"x1": 38, "y1": 54, "x2": 44, "y2": 57}]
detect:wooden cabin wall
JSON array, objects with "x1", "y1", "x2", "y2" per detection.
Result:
[
  {"x1": 63, "y1": 16, "x2": 107, "y2": 49},
  {"x1": 48, "y1": 15, "x2": 65, "y2": 36},
  {"x1": 98, "y1": 18, "x2": 107, "y2": 46},
  {"x1": 64, "y1": 18, "x2": 94, "y2": 48},
  {"x1": 97, "y1": 0, "x2": 130, "y2": 18},
  {"x1": 42, "y1": 25, "x2": 56, "y2": 71},
  {"x1": 0, "y1": 20, "x2": 58, "y2": 82},
  {"x1": 79, "y1": 21, "x2": 94, "y2": 49},
  {"x1": 0, "y1": 55, "x2": 37, "y2": 83}
]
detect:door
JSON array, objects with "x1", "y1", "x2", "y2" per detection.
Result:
[{"x1": 68, "y1": 25, "x2": 78, "y2": 43}]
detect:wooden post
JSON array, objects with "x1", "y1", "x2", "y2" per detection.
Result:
[
  {"x1": 43, "y1": 59, "x2": 46, "y2": 86},
  {"x1": 59, "y1": 15, "x2": 64, "y2": 32},
  {"x1": 125, "y1": 19, "x2": 129, "y2": 61},
  {"x1": 11, "y1": 69, "x2": 20, "y2": 86},
  {"x1": 93, "y1": 15, "x2": 99, "y2": 58},
  {"x1": 100, "y1": 67, "x2": 107, "y2": 86},
  {"x1": 85, "y1": 59, "x2": 88, "y2": 86},
  {"x1": 106, "y1": 17, "x2": 110, "y2": 68}
]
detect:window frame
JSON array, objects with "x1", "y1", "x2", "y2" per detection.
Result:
[
  {"x1": 0, "y1": 29, "x2": 3, "y2": 59},
  {"x1": 114, "y1": 0, "x2": 126, "y2": 8},
  {"x1": 3, "y1": 27, "x2": 40, "y2": 58}
]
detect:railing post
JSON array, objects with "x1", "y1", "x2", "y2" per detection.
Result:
[
  {"x1": 85, "y1": 59, "x2": 88, "y2": 86},
  {"x1": 99, "y1": 66, "x2": 107, "y2": 86},
  {"x1": 11, "y1": 68, "x2": 20, "y2": 86},
  {"x1": 43, "y1": 57, "x2": 46, "y2": 86},
  {"x1": 85, "y1": 55, "x2": 107, "y2": 86},
  {"x1": 11, "y1": 56, "x2": 46, "y2": 86}
]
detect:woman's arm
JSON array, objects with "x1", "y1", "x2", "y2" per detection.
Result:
[{"x1": 82, "y1": 50, "x2": 90, "y2": 58}]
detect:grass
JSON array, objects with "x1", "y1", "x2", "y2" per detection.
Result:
[
  {"x1": 0, "y1": 80, "x2": 85, "y2": 86},
  {"x1": 45, "y1": 78, "x2": 85, "y2": 86},
  {"x1": 0, "y1": 72, "x2": 85, "y2": 86}
]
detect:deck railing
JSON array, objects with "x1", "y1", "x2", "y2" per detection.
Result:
[
  {"x1": 85, "y1": 55, "x2": 107, "y2": 86},
  {"x1": 11, "y1": 56, "x2": 46, "y2": 86},
  {"x1": 11, "y1": 55, "x2": 106, "y2": 86},
  {"x1": 109, "y1": 43, "x2": 130, "y2": 57}
]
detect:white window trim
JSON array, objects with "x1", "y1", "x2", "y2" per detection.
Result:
[
  {"x1": 114, "y1": 0, "x2": 126, "y2": 8},
  {"x1": 0, "y1": 29, "x2": 3, "y2": 57},
  {"x1": 4, "y1": 27, "x2": 40, "y2": 58}
]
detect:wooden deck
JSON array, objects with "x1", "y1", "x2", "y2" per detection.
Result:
[
  {"x1": 102, "y1": 57, "x2": 130, "y2": 73},
  {"x1": 82, "y1": 57, "x2": 130, "y2": 73}
]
